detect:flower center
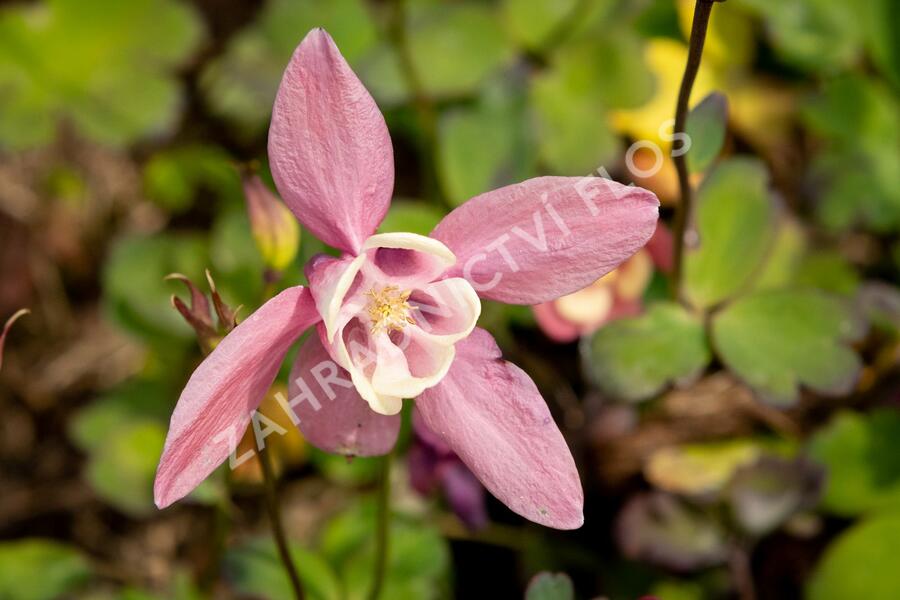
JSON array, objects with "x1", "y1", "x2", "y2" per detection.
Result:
[{"x1": 365, "y1": 285, "x2": 415, "y2": 334}]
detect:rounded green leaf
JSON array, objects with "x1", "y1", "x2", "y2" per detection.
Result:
[
  {"x1": 320, "y1": 502, "x2": 450, "y2": 600},
  {"x1": 501, "y1": 0, "x2": 578, "y2": 50},
  {"x1": 361, "y1": 3, "x2": 514, "y2": 105},
  {"x1": 437, "y1": 79, "x2": 536, "y2": 205},
  {"x1": 86, "y1": 421, "x2": 167, "y2": 516},
  {"x1": 736, "y1": 0, "x2": 863, "y2": 73},
  {"x1": 69, "y1": 379, "x2": 172, "y2": 453},
  {"x1": 529, "y1": 31, "x2": 652, "y2": 174},
  {"x1": 683, "y1": 158, "x2": 776, "y2": 309},
  {"x1": 525, "y1": 572, "x2": 575, "y2": 600},
  {"x1": 0, "y1": 0, "x2": 203, "y2": 149},
  {"x1": 102, "y1": 233, "x2": 209, "y2": 343},
  {"x1": 583, "y1": 302, "x2": 711, "y2": 402},
  {"x1": 224, "y1": 538, "x2": 341, "y2": 600},
  {"x1": 0, "y1": 539, "x2": 92, "y2": 600},
  {"x1": 685, "y1": 92, "x2": 728, "y2": 174},
  {"x1": 807, "y1": 514, "x2": 900, "y2": 600},
  {"x1": 712, "y1": 289, "x2": 864, "y2": 406},
  {"x1": 808, "y1": 409, "x2": 900, "y2": 517},
  {"x1": 750, "y1": 217, "x2": 807, "y2": 291}
]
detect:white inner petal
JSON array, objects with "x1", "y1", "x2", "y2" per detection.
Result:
[{"x1": 319, "y1": 232, "x2": 480, "y2": 414}]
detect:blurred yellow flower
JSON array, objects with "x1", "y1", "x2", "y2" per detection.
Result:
[{"x1": 612, "y1": 39, "x2": 717, "y2": 149}]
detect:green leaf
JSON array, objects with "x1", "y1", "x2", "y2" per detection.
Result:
[
  {"x1": 102, "y1": 233, "x2": 209, "y2": 344},
  {"x1": 320, "y1": 502, "x2": 450, "y2": 600},
  {"x1": 808, "y1": 409, "x2": 900, "y2": 517},
  {"x1": 0, "y1": 539, "x2": 92, "y2": 600},
  {"x1": 209, "y1": 207, "x2": 266, "y2": 309},
  {"x1": 807, "y1": 513, "x2": 900, "y2": 600},
  {"x1": 648, "y1": 579, "x2": 705, "y2": 600},
  {"x1": 583, "y1": 302, "x2": 710, "y2": 402},
  {"x1": 795, "y1": 252, "x2": 860, "y2": 296},
  {"x1": 86, "y1": 421, "x2": 166, "y2": 516},
  {"x1": 437, "y1": 78, "x2": 536, "y2": 205},
  {"x1": 802, "y1": 76, "x2": 900, "y2": 233},
  {"x1": 143, "y1": 145, "x2": 241, "y2": 213},
  {"x1": 616, "y1": 493, "x2": 729, "y2": 572},
  {"x1": 361, "y1": 3, "x2": 514, "y2": 105},
  {"x1": 530, "y1": 68, "x2": 619, "y2": 175},
  {"x1": 685, "y1": 92, "x2": 728, "y2": 174},
  {"x1": 750, "y1": 218, "x2": 807, "y2": 291},
  {"x1": 735, "y1": 0, "x2": 863, "y2": 73},
  {"x1": 309, "y1": 449, "x2": 382, "y2": 486},
  {"x1": 525, "y1": 572, "x2": 575, "y2": 600},
  {"x1": 224, "y1": 537, "x2": 341, "y2": 600},
  {"x1": 683, "y1": 158, "x2": 776, "y2": 309},
  {"x1": 863, "y1": 0, "x2": 900, "y2": 89},
  {"x1": 69, "y1": 378, "x2": 172, "y2": 453},
  {"x1": 201, "y1": 0, "x2": 377, "y2": 135},
  {"x1": 0, "y1": 0, "x2": 203, "y2": 149},
  {"x1": 802, "y1": 76, "x2": 900, "y2": 150},
  {"x1": 529, "y1": 31, "x2": 652, "y2": 174},
  {"x1": 377, "y1": 200, "x2": 445, "y2": 236},
  {"x1": 712, "y1": 289, "x2": 864, "y2": 405},
  {"x1": 501, "y1": 0, "x2": 579, "y2": 51}
]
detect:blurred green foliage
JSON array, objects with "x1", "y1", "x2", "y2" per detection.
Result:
[
  {"x1": 0, "y1": 0, "x2": 203, "y2": 148},
  {"x1": 0, "y1": 0, "x2": 897, "y2": 597},
  {"x1": 0, "y1": 539, "x2": 92, "y2": 600}
]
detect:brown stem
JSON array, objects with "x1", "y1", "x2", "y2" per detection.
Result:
[
  {"x1": 671, "y1": 0, "x2": 722, "y2": 299},
  {"x1": 258, "y1": 445, "x2": 304, "y2": 600}
]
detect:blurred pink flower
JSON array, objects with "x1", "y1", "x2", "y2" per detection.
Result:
[
  {"x1": 533, "y1": 224, "x2": 672, "y2": 342},
  {"x1": 408, "y1": 409, "x2": 488, "y2": 530},
  {"x1": 154, "y1": 29, "x2": 659, "y2": 529}
]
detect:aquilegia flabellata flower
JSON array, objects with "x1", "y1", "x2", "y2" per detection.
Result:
[{"x1": 154, "y1": 29, "x2": 659, "y2": 529}]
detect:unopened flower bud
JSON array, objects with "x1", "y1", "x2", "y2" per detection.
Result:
[{"x1": 242, "y1": 174, "x2": 300, "y2": 273}]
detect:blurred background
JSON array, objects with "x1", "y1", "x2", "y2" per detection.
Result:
[{"x1": 0, "y1": 0, "x2": 898, "y2": 598}]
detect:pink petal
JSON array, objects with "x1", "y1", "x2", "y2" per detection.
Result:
[
  {"x1": 416, "y1": 328, "x2": 584, "y2": 529},
  {"x1": 154, "y1": 286, "x2": 319, "y2": 509},
  {"x1": 431, "y1": 176, "x2": 659, "y2": 304},
  {"x1": 288, "y1": 332, "x2": 400, "y2": 456},
  {"x1": 268, "y1": 29, "x2": 394, "y2": 254}
]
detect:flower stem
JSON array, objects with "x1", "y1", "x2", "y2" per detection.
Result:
[
  {"x1": 671, "y1": 0, "x2": 722, "y2": 299},
  {"x1": 368, "y1": 451, "x2": 393, "y2": 600},
  {"x1": 258, "y1": 445, "x2": 305, "y2": 600}
]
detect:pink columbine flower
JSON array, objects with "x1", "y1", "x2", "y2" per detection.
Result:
[
  {"x1": 153, "y1": 29, "x2": 659, "y2": 529},
  {"x1": 533, "y1": 224, "x2": 672, "y2": 343}
]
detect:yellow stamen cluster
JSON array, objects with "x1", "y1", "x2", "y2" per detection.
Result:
[{"x1": 366, "y1": 285, "x2": 415, "y2": 334}]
